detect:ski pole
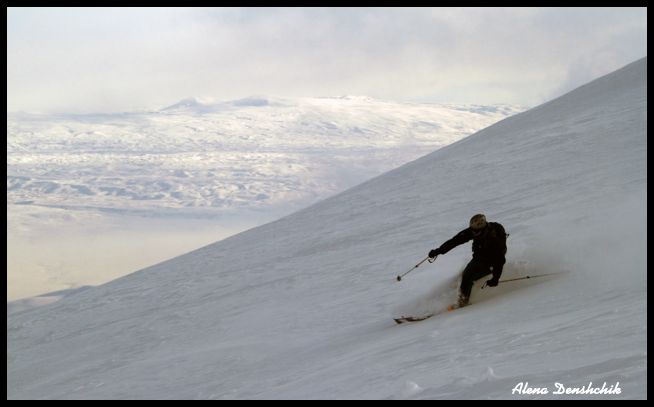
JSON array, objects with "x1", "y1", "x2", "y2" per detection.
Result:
[
  {"x1": 396, "y1": 256, "x2": 435, "y2": 282},
  {"x1": 481, "y1": 271, "x2": 566, "y2": 289}
]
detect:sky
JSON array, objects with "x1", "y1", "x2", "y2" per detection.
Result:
[{"x1": 7, "y1": 7, "x2": 647, "y2": 114}]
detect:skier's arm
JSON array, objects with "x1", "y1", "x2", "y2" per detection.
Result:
[
  {"x1": 489, "y1": 223, "x2": 507, "y2": 279},
  {"x1": 491, "y1": 262, "x2": 504, "y2": 281},
  {"x1": 435, "y1": 229, "x2": 473, "y2": 255}
]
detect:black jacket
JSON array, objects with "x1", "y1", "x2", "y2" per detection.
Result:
[{"x1": 437, "y1": 222, "x2": 507, "y2": 270}]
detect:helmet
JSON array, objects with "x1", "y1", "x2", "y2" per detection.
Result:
[{"x1": 469, "y1": 214, "x2": 487, "y2": 232}]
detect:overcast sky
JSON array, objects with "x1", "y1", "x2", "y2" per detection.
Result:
[{"x1": 7, "y1": 7, "x2": 647, "y2": 114}]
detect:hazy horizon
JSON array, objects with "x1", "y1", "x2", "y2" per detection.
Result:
[{"x1": 7, "y1": 7, "x2": 647, "y2": 114}]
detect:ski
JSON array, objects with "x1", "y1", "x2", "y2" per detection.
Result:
[
  {"x1": 393, "y1": 314, "x2": 434, "y2": 324},
  {"x1": 394, "y1": 304, "x2": 461, "y2": 324}
]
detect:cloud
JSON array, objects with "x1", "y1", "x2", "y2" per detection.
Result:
[{"x1": 7, "y1": 7, "x2": 647, "y2": 113}]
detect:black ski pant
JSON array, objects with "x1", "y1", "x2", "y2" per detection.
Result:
[{"x1": 460, "y1": 258, "x2": 501, "y2": 299}]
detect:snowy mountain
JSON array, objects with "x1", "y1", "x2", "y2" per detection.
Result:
[
  {"x1": 7, "y1": 57, "x2": 646, "y2": 399},
  {"x1": 8, "y1": 96, "x2": 521, "y2": 215},
  {"x1": 7, "y1": 95, "x2": 523, "y2": 301},
  {"x1": 160, "y1": 96, "x2": 275, "y2": 113}
]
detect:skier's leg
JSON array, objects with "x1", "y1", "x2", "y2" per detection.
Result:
[{"x1": 459, "y1": 259, "x2": 492, "y2": 306}]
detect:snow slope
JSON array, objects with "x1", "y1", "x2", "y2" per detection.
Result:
[{"x1": 7, "y1": 57, "x2": 647, "y2": 399}]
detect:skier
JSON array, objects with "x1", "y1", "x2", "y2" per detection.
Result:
[{"x1": 428, "y1": 214, "x2": 507, "y2": 308}]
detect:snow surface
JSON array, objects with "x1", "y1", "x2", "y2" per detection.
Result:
[
  {"x1": 7, "y1": 96, "x2": 522, "y2": 301},
  {"x1": 7, "y1": 58, "x2": 646, "y2": 399}
]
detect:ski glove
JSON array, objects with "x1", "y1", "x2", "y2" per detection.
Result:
[
  {"x1": 485, "y1": 277, "x2": 499, "y2": 287},
  {"x1": 428, "y1": 248, "x2": 441, "y2": 259}
]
